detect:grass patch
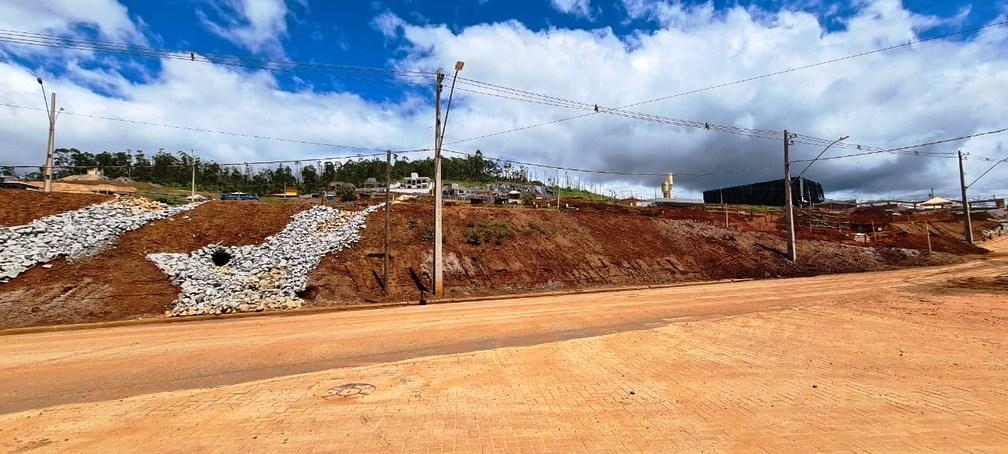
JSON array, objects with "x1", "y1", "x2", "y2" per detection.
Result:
[
  {"x1": 152, "y1": 195, "x2": 185, "y2": 206},
  {"x1": 465, "y1": 222, "x2": 515, "y2": 245},
  {"x1": 526, "y1": 222, "x2": 549, "y2": 236}
]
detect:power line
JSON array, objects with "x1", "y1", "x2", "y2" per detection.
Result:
[
  {"x1": 1, "y1": 149, "x2": 432, "y2": 169},
  {"x1": 0, "y1": 29, "x2": 433, "y2": 78},
  {"x1": 444, "y1": 126, "x2": 1007, "y2": 178},
  {"x1": 967, "y1": 155, "x2": 1008, "y2": 188},
  {"x1": 792, "y1": 127, "x2": 1008, "y2": 163},
  {"x1": 1, "y1": 102, "x2": 416, "y2": 152},
  {"x1": 447, "y1": 19, "x2": 1008, "y2": 146}
]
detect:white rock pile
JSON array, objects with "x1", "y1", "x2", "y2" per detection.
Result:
[
  {"x1": 149, "y1": 204, "x2": 383, "y2": 317},
  {"x1": 0, "y1": 197, "x2": 202, "y2": 281}
]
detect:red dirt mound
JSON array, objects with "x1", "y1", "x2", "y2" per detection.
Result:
[
  {"x1": 305, "y1": 201, "x2": 970, "y2": 306},
  {"x1": 0, "y1": 200, "x2": 310, "y2": 328},
  {"x1": 0, "y1": 190, "x2": 110, "y2": 226}
]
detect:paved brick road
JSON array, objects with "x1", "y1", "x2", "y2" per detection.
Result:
[{"x1": 1, "y1": 242, "x2": 1006, "y2": 452}]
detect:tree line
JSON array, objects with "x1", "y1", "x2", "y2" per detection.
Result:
[{"x1": 11, "y1": 148, "x2": 537, "y2": 195}]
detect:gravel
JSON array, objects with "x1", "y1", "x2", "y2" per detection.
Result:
[
  {"x1": 0, "y1": 197, "x2": 202, "y2": 281},
  {"x1": 149, "y1": 204, "x2": 383, "y2": 317}
]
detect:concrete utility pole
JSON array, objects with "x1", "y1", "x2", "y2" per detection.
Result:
[
  {"x1": 384, "y1": 149, "x2": 392, "y2": 295},
  {"x1": 925, "y1": 222, "x2": 932, "y2": 253},
  {"x1": 190, "y1": 149, "x2": 196, "y2": 200},
  {"x1": 556, "y1": 169, "x2": 564, "y2": 209},
  {"x1": 432, "y1": 68, "x2": 445, "y2": 298},
  {"x1": 431, "y1": 61, "x2": 464, "y2": 299},
  {"x1": 783, "y1": 129, "x2": 797, "y2": 262},
  {"x1": 958, "y1": 150, "x2": 974, "y2": 244},
  {"x1": 37, "y1": 78, "x2": 58, "y2": 193},
  {"x1": 721, "y1": 188, "x2": 728, "y2": 228}
]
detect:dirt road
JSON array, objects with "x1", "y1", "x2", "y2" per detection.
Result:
[{"x1": 1, "y1": 241, "x2": 1006, "y2": 451}]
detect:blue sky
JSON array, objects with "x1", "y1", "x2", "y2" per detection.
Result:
[
  {"x1": 1, "y1": 1, "x2": 1006, "y2": 198},
  {"x1": 55, "y1": 0, "x2": 1000, "y2": 100}
]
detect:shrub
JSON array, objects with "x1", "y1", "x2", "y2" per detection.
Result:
[
  {"x1": 526, "y1": 222, "x2": 548, "y2": 235},
  {"x1": 465, "y1": 222, "x2": 515, "y2": 245},
  {"x1": 153, "y1": 195, "x2": 184, "y2": 206},
  {"x1": 330, "y1": 182, "x2": 357, "y2": 201}
]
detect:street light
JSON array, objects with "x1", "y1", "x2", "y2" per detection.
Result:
[
  {"x1": 797, "y1": 135, "x2": 850, "y2": 179},
  {"x1": 795, "y1": 135, "x2": 849, "y2": 208},
  {"x1": 437, "y1": 61, "x2": 464, "y2": 149},
  {"x1": 37, "y1": 77, "x2": 57, "y2": 192},
  {"x1": 431, "y1": 60, "x2": 464, "y2": 298}
]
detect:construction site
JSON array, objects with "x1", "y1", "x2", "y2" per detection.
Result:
[
  {"x1": 2, "y1": 185, "x2": 1004, "y2": 328},
  {"x1": 3, "y1": 2, "x2": 1008, "y2": 452}
]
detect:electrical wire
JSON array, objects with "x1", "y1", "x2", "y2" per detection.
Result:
[
  {"x1": 1, "y1": 102, "x2": 426, "y2": 153},
  {"x1": 966, "y1": 155, "x2": 1008, "y2": 188},
  {"x1": 0, "y1": 29, "x2": 433, "y2": 78},
  {"x1": 446, "y1": 20, "x2": 1008, "y2": 146},
  {"x1": 1, "y1": 149, "x2": 431, "y2": 169},
  {"x1": 443, "y1": 126, "x2": 1008, "y2": 178}
]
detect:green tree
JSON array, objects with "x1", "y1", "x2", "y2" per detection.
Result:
[{"x1": 300, "y1": 164, "x2": 319, "y2": 193}]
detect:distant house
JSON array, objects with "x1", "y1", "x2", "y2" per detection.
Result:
[{"x1": 402, "y1": 173, "x2": 432, "y2": 190}]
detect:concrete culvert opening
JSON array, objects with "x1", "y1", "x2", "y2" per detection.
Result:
[{"x1": 211, "y1": 249, "x2": 232, "y2": 267}]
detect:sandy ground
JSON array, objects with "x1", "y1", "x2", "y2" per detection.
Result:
[{"x1": 0, "y1": 238, "x2": 1005, "y2": 452}]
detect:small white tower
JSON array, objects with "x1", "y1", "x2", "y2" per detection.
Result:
[{"x1": 661, "y1": 174, "x2": 673, "y2": 199}]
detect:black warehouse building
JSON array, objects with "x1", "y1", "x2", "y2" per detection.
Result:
[{"x1": 703, "y1": 178, "x2": 824, "y2": 207}]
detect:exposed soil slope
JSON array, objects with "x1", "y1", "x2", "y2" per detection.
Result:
[
  {"x1": 305, "y1": 201, "x2": 972, "y2": 306},
  {"x1": 0, "y1": 190, "x2": 110, "y2": 226},
  {"x1": 0, "y1": 200, "x2": 310, "y2": 328}
]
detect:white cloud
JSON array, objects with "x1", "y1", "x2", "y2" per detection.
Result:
[
  {"x1": 0, "y1": 0, "x2": 1006, "y2": 200},
  {"x1": 621, "y1": 0, "x2": 715, "y2": 28},
  {"x1": 197, "y1": 0, "x2": 292, "y2": 54},
  {"x1": 0, "y1": 0, "x2": 142, "y2": 40},
  {"x1": 551, "y1": 0, "x2": 593, "y2": 20},
  {"x1": 385, "y1": 1, "x2": 1008, "y2": 198},
  {"x1": 372, "y1": 11, "x2": 406, "y2": 38}
]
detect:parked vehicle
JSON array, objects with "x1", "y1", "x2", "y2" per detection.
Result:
[{"x1": 220, "y1": 192, "x2": 259, "y2": 201}]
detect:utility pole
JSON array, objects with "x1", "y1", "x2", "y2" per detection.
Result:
[
  {"x1": 43, "y1": 92, "x2": 56, "y2": 192},
  {"x1": 958, "y1": 150, "x2": 974, "y2": 244},
  {"x1": 190, "y1": 149, "x2": 196, "y2": 200},
  {"x1": 432, "y1": 68, "x2": 445, "y2": 298},
  {"x1": 384, "y1": 149, "x2": 392, "y2": 296},
  {"x1": 925, "y1": 222, "x2": 932, "y2": 253},
  {"x1": 721, "y1": 188, "x2": 728, "y2": 229},
  {"x1": 783, "y1": 129, "x2": 797, "y2": 262},
  {"x1": 556, "y1": 169, "x2": 560, "y2": 210}
]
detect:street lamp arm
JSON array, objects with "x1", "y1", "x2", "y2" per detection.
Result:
[
  {"x1": 966, "y1": 156, "x2": 1008, "y2": 189},
  {"x1": 437, "y1": 62, "x2": 464, "y2": 150},
  {"x1": 37, "y1": 78, "x2": 52, "y2": 119},
  {"x1": 796, "y1": 135, "x2": 849, "y2": 179}
]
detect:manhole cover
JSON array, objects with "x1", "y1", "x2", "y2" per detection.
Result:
[{"x1": 323, "y1": 383, "x2": 376, "y2": 399}]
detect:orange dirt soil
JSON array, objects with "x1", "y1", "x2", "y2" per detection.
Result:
[
  {"x1": 0, "y1": 191, "x2": 990, "y2": 328},
  {"x1": 0, "y1": 190, "x2": 110, "y2": 226},
  {"x1": 0, "y1": 200, "x2": 310, "y2": 328},
  {"x1": 1, "y1": 247, "x2": 1006, "y2": 451},
  {"x1": 304, "y1": 200, "x2": 976, "y2": 306}
]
